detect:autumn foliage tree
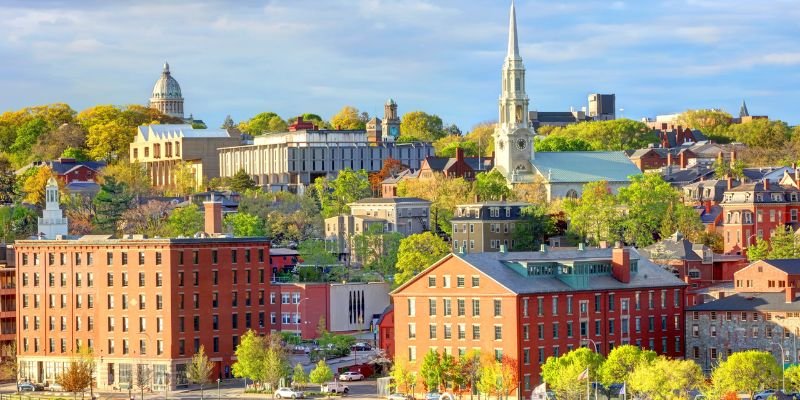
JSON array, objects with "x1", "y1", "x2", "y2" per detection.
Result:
[
  {"x1": 368, "y1": 157, "x2": 408, "y2": 195},
  {"x1": 56, "y1": 358, "x2": 93, "y2": 398}
]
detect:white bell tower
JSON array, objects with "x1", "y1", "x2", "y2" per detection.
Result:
[
  {"x1": 37, "y1": 177, "x2": 68, "y2": 239},
  {"x1": 493, "y1": 1, "x2": 536, "y2": 181}
]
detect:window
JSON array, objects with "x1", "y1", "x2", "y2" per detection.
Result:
[
  {"x1": 407, "y1": 298, "x2": 416, "y2": 317},
  {"x1": 444, "y1": 324, "x2": 452, "y2": 340},
  {"x1": 138, "y1": 272, "x2": 145, "y2": 287},
  {"x1": 458, "y1": 324, "x2": 466, "y2": 340},
  {"x1": 472, "y1": 325, "x2": 480, "y2": 340},
  {"x1": 429, "y1": 299, "x2": 437, "y2": 316},
  {"x1": 552, "y1": 297, "x2": 558, "y2": 315},
  {"x1": 408, "y1": 324, "x2": 416, "y2": 339},
  {"x1": 457, "y1": 276, "x2": 465, "y2": 288},
  {"x1": 428, "y1": 276, "x2": 436, "y2": 288},
  {"x1": 471, "y1": 276, "x2": 480, "y2": 287},
  {"x1": 552, "y1": 322, "x2": 559, "y2": 338},
  {"x1": 472, "y1": 299, "x2": 480, "y2": 316},
  {"x1": 457, "y1": 299, "x2": 465, "y2": 316},
  {"x1": 494, "y1": 299, "x2": 502, "y2": 317},
  {"x1": 429, "y1": 324, "x2": 437, "y2": 339}
]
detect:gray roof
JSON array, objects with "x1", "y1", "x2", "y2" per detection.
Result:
[
  {"x1": 629, "y1": 148, "x2": 671, "y2": 159},
  {"x1": 531, "y1": 151, "x2": 641, "y2": 183},
  {"x1": 663, "y1": 166, "x2": 715, "y2": 186},
  {"x1": 688, "y1": 292, "x2": 800, "y2": 312},
  {"x1": 762, "y1": 259, "x2": 800, "y2": 274},
  {"x1": 270, "y1": 248, "x2": 299, "y2": 256},
  {"x1": 351, "y1": 197, "x2": 430, "y2": 205},
  {"x1": 452, "y1": 248, "x2": 685, "y2": 295},
  {"x1": 640, "y1": 232, "x2": 703, "y2": 261}
]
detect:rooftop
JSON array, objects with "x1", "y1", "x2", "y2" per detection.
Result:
[
  {"x1": 350, "y1": 197, "x2": 431, "y2": 205},
  {"x1": 688, "y1": 292, "x2": 800, "y2": 312},
  {"x1": 531, "y1": 151, "x2": 641, "y2": 183},
  {"x1": 136, "y1": 124, "x2": 235, "y2": 141}
]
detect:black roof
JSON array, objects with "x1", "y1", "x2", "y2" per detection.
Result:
[{"x1": 688, "y1": 292, "x2": 800, "y2": 312}]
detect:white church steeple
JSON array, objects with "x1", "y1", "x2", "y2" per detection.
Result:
[
  {"x1": 38, "y1": 177, "x2": 68, "y2": 239},
  {"x1": 493, "y1": 1, "x2": 536, "y2": 181}
]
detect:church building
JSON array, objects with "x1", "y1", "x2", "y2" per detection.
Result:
[{"x1": 493, "y1": 3, "x2": 641, "y2": 201}]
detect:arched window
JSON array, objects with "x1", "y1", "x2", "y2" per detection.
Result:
[{"x1": 565, "y1": 189, "x2": 578, "y2": 199}]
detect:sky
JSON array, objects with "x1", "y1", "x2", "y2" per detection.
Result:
[{"x1": 0, "y1": 0, "x2": 799, "y2": 131}]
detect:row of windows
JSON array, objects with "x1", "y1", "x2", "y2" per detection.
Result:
[
  {"x1": 176, "y1": 269, "x2": 265, "y2": 286},
  {"x1": 519, "y1": 290, "x2": 681, "y2": 318},
  {"x1": 426, "y1": 275, "x2": 480, "y2": 289},
  {"x1": 692, "y1": 324, "x2": 794, "y2": 339},
  {"x1": 691, "y1": 311, "x2": 779, "y2": 321},
  {"x1": 406, "y1": 298, "x2": 497, "y2": 317},
  {"x1": 19, "y1": 248, "x2": 267, "y2": 267},
  {"x1": 21, "y1": 272, "x2": 164, "y2": 288}
]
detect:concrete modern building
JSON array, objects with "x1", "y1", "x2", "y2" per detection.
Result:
[
  {"x1": 490, "y1": 4, "x2": 640, "y2": 200},
  {"x1": 149, "y1": 62, "x2": 184, "y2": 119},
  {"x1": 685, "y1": 259, "x2": 800, "y2": 373},
  {"x1": 38, "y1": 178, "x2": 68, "y2": 240},
  {"x1": 450, "y1": 201, "x2": 530, "y2": 253},
  {"x1": 218, "y1": 128, "x2": 434, "y2": 193},
  {"x1": 588, "y1": 94, "x2": 616, "y2": 121},
  {"x1": 15, "y1": 202, "x2": 272, "y2": 389},
  {"x1": 129, "y1": 124, "x2": 243, "y2": 190},
  {"x1": 391, "y1": 244, "x2": 686, "y2": 398},
  {"x1": 325, "y1": 197, "x2": 431, "y2": 263}
]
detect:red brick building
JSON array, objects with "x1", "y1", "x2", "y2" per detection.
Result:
[
  {"x1": 377, "y1": 306, "x2": 394, "y2": 358},
  {"x1": 417, "y1": 148, "x2": 493, "y2": 180},
  {"x1": 719, "y1": 172, "x2": 800, "y2": 255},
  {"x1": 0, "y1": 246, "x2": 15, "y2": 358},
  {"x1": 390, "y1": 245, "x2": 686, "y2": 398},
  {"x1": 15, "y1": 202, "x2": 272, "y2": 390}
]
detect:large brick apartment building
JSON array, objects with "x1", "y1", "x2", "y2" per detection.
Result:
[
  {"x1": 391, "y1": 245, "x2": 686, "y2": 399},
  {"x1": 15, "y1": 208, "x2": 272, "y2": 390}
]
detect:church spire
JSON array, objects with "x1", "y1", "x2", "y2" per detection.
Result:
[
  {"x1": 507, "y1": 1, "x2": 521, "y2": 60},
  {"x1": 739, "y1": 99, "x2": 750, "y2": 118}
]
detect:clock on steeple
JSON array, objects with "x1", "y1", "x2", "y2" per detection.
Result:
[{"x1": 382, "y1": 98, "x2": 401, "y2": 142}]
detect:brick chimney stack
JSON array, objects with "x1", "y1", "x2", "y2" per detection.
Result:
[
  {"x1": 730, "y1": 150, "x2": 737, "y2": 168},
  {"x1": 786, "y1": 286, "x2": 797, "y2": 303},
  {"x1": 679, "y1": 151, "x2": 687, "y2": 168},
  {"x1": 667, "y1": 152, "x2": 673, "y2": 166},
  {"x1": 204, "y1": 194, "x2": 223, "y2": 235},
  {"x1": 727, "y1": 176, "x2": 733, "y2": 190},
  {"x1": 456, "y1": 147, "x2": 464, "y2": 161},
  {"x1": 764, "y1": 179, "x2": 770, "y2": 191},
  {"x1": 611, "y1": 243, "x2": 631, "y2": 283}
]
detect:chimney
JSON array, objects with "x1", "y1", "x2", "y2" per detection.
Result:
[
  {"x1": 667, "y1": 152, "x2": 673, "y2": 167},
  {"x1": 704, "y1": 200, "x2": 712, "y2": 214},
  {"x1": 676, "y1": 126, "x2": 685, "y2": 144},
  {"x1": 679, "y1": 151, "x2": 687, "y2": 168},
  {"x1": 540, "y1": 244, "x2": 547, "y2": 253},
  {"x1": 764, "y1": 179, "x2": 769, "y2": 191},
  {"x1": 204, "y1": 195, "x2": 223, "y2": 235},
  {"x1": 727, "y1": 176, "x2": 733, "y2": 190},
  {"x1": 599, "y1": 240, "x2": 609, "y2": 249},
  {"x1": 611, "y1": 245, "x2": 631, "y2": 284},
  {"x1": 786, "y1": 287, "x2": 797, "y2": 303},
  {"x1": 661, "y1": 122, "x2": 668, "y2": 131},
  {"x1": 795, "y1": 167, "x2": 800, "y2": 190},
  {"x1": 455, "y1": 147, "x2": 464, "y2": 161},
  {"x1": 730, "y1": 150, "x2": 737, "y2": 168}
]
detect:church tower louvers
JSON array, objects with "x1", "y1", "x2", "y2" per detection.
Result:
[{"x1": 493, "y1": 1, "x2": 536, "y2": 182}]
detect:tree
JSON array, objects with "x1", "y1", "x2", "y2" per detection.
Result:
[
  {"x1": 0, "y1": 341, "x2": 17, "y2": 380},
  {"x1": 239, "y1": 112, "x2": 286, "y2": 136},
  {"x1": 747, "y1": 238, "x2": 770, "y2": 261},
  {"x1": 85, "y1": 119, "x2": 134, "y2": 161},
  {"x1": 676, "y1": 109, "x2": 733, "y2": 141},
  {"x1": 727, "y1": 119, "x2": 792, "y2": 149},
  {"x1": 352, "y1": 224, "x2": 403, "y2": 277},
  {"x1": 476, "y1": 359, "x2": 502, "y2": 399},
  {"x1": 394, "y1": 232, "x2": 450, "y2": 286},
  {"x1": 399, "y1": 111, "x2": 445, "y2": 143},
  {"x1": 229, "y1": 169, "x2": 257, "y2": 193},
  {"x1": 541, "y1": 347, "x2": 604, "y2": 400},
  {"x1": 785, "y1": 364, "x2": 800, "y2": 392},
  {"x1": 166, "y1": 204, "x2": 204, "y2": 237},
  {"x1": 390, "y1": 361, "x2": 415, "y2": 394},
  {"x1": 0, "y1": 156, "x2": 15, "y2": 204},
  {"x1": 498, "y1": 356, "x2": 520, "y2": 399},
  {"x1": 767, "y1": 225, "x2": 800, "y2": 259},
  {"x1": 292, "y1": 363, "x2": 308, "y2": 388},
  {"x1": 564, "y1": 180, "x2": 620, "y2": 245},
  {"x1": 368, "y1": 158, "x2": 407, "y2": 195},
  {"x1": 224, "y1": 212, "x2": 265, "y2": 237},
  {"x1": 465, "y1": 122, "x2": 495, "y2": 156},
  {"x1": 186, "y1": 345, "x2": 214, "y2": 400},
  {"x1": 119, "y1": 200, "x2": 173, "y2": 236},
  {"x1": 32, "y1": 122, "x2": 87, "y2": 161},
  {"x1": 628, "y1": 357, "x2": 703, "y2": 400},
  {"x1": 474, "y1": 170, "x2": 511, "y2": 201},
  {"x1": 134, "y1": 364, "x2": 152, "y2": 400},
  {"x1": 0, "y1": 206, "x2": 38, "y2": 242},
  {"x1": 512, "y1": 175, "x2": 547, "y2": 204},
  {"x1": 547, "y1": 119, "x2": 656, "y2": 151},
  {"x1": 617, "y1": 173, "x2": 687, "y2": 247},
  {"x1": 221, "y1": 115, "x2": 236, "y2": 129},
  {"x1": 330, "y1": 106, "x2": 367, "y2": 130},
  {"x1": 711, "y1": 350, "x2": 780, "y2": 400},
  {"x1": 512, "y1": 205, "x2": 556, "y2": 251},
  {"x1": 599, "y1": 344, "x2": 656, "y2": 386},
  {"x1": 658, "y1": 201, "x2": 705, "y2": 243},
  {"x1": 534, "y1": 135, "x2": 592, "y2": 152},
  {"x1": 56, "y1": 358, "x2": 93, "y2": 399},
  {"x1": 10, "y1": 117, "x2": 48, "y2": 166},
  {"x1": 101, "y1": 160, "x2": 152, "y2": 198},
  {"x1": 437, "y1": 140, "x2": 480, "y2": 158},
  {"x1": 299, "y1": 239, "x2": 338, "y2": 267},
  {"x1": 171, "y1": 161, "x2": 197, "y2": 196},
  {"x1": 313, "y1": 168, "x2": 371, "y2": 217},
  {"x1": 21, "y1": 165, "x2": 55, "y2": 206},
  {"x1": 309, "y1": 360, "x2": 334, "y2": 390},
  {"x1": 263, "y1": 335, "x2": 291, "y2": 393},
  {"x1": 713, "y1": 158, "x2": 745, "y2": 180},
  {"x1": 93, "y1": 177, "x2": 133, "y2": 233},
  {"x1": 60, "y1": 147, "x2": 90, "y2": 162},
  {"x1": 232, "y1": 330, "x2": 266, "y2": 386},
  {"x1": 420, "y1": 349, "x2": 443, "y2": 391},
  {"x1": 456, "y1": 350, "x2": 482, "y2": 398},
  {"x1": 397, "y1": 174, "x2": 474, "y2": 235}
]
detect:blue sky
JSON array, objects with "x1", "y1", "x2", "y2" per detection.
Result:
[{"x1": 0, "y1": 0, "x2": 799, "y2": 131}]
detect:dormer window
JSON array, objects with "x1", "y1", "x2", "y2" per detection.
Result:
[
  {"x1": 756, "y1": 194, "x2": 763, "y2": 202},
  {"x1": 505, "y1": 207, "x2": 511, "y2": 217}
]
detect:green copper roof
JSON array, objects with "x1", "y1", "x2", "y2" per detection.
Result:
[{"x1": 531, "y1": 151, "x2": 641, "y2": 183}]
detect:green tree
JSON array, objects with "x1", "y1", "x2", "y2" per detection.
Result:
[
  {"x1": 541, "y1": 347, "x2": 604, "y2": 400},
  {"x1": 599, "y1": 344, "x2": 656, "y2": 386},
  {"x1": 221, "y1": 115, "x2": 236, "y2": 129},
  {"x1": 399, "y1": 111, "x2": 445, "y2": 143},
  {"x1": 33, "y1": 122, "x2": 88, "y2": 161},
  {"x1": 10, "y1": 117, "x2": 48, "y2": 165},
  {"x1": 465, "y1": 122, "x2": 495, "y2": 156},
  {"x1": 186, "y1": 345, "x2": 214, "y2": 400},
  {"x1": 512, "y1": 205, "x2": 556, "y2": 251},
  {"x1": 394, "y1": 232, "x2": 450, "y2": 286},
  {"x1": 309, "y1": 361, "x2": 334, "y2": 390},
  {"x1": 747, "y1": 238, "x2": 770, "y2": 262},
  {"x1": 767, "y1": 225, "x2": 800, "y2": 259},
  {"x1": 93, "y1": 177, "x2": 133, "y2": 233},
  {"x1": 564, "y1": 180, "x2": 621, "y2": 245},
  {"x1": 617, "y1": 173, "x2": 685, "y2": 247},
  {"x1": 0, "y1": 156, "x2": 16, "y2": 204},
  {"x1": 474, "y1": 170, "x2": 511, "y2": 201},
  {"x1": 437, "y1": 140, "x2": 480, "y2": 158},
  {"x1": 101, "y1": 160, "x2": 152, "y2": 198},
  {"x1": 299, "y1": 239, "x2": 338, "y2": 268},
  {"x1": 676, "y1": 109, "x2": 733, "y2": 141},
  {"x1": 239, "y1": 112, "x2": 286, "y2": 135},
  {"x1": 727, "y1": 119, "x2": 792, "y2": 149},
  {"x1": 352, "y1": 223, "x2": 403, "y2": 277},
  {"x1": 713, "y1": 158, "x2": 745, "y2": 180},
  {"x1": 658, "y1": 201, "x2": 705, "y2": 243},
  {"x1": 390, "y1": 361, "x2": 414, "y2": 394},
  {"x1": 711, "y1": 350, "x2": 780, "y2": 400},
  {"x1": 230, "y1": 169, "x2": 256, "y2": 193},
  {"x1": 232, "y1": 330, "x2": 266, "y2": 385},
  {"x1": 553, "y1": 119, "x2": 656, "y2": 151},
  {"x1": 171, "y1": 161, "x2": 197, "y2": 196},
  {"x1": 534, "y1": 135, "x2": 592, "y2": 152},
  {"x1": 330, "y1": 106, "x2": 367, "y2": 130},
  {"x1": 397, "y1": 173, "x2": 474, "y2": 235},
  {"x1": 263, "y1": 340, "x2": 290, "y2": 393},
  {"x1": 420, "y1": 349, "x2": 443, "y2": 391},
  {"x1": 476, "y1": 359, "x2": 502, "y2": 399},
  {"x1": 628, "y1": 357, "x2": 703, "y2": 400},
  {"x1": 60, "y1": 147, "x2": 90, "y2": 162},
  {"x1": 313, "y1": 168, "x2": 371, "y2": 217},
  {"x1": 457, "y1": 350, "x2": 482, "y2": 397},
  {"x1": 166, "y1": 204, "x2": 204, "y2": 237},
  {"x1": 0, "y1": 206, "x2": 38, "y2": 242},
  {"x1": 224, "y1": 213, "x2": 265, "y2": 237},
  {"x1": 785, "y1": 364, "x2": 800, "y2": 392},
  {"x1": 292, "y1": 363, "x2": 308, "y2": 388}
]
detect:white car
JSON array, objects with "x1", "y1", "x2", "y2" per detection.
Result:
[
  {"x1": 46, "y1": 383, "x2": 64, "y2": 392},
  {"x1": 339, "y1": 371, "x2": 364, "y2": 381},
  {"x1": 274, "y1": 387, "x2": 304, "y2": 399},
  {"x1": 321, "y1": 382, "x2": 350, "y2": 394}
]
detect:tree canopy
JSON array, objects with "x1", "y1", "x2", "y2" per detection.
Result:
[
  {"x1": 542, "y1": 119, "x2": 656, "y2": 151},
  {"x1": 313, "y1": 168, "x2": 371, "y2": 218},
  {"x1": 394, "y1": 232, "x2": 450, "y2": 286},
  {"x1": 330, "y1": 106, "x2": 367, "y2": 130},
  {"x1": 398, "y1": 111, "x2": 445, "y2": 143}
]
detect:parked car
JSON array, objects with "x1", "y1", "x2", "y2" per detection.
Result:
[
  {"x1": 351, "y1": 342, "x2": 372, "y2": 351},
  {"x1": 17, "y1": 382, "x2": 37, "y2": 392},
  {"x1": 274, "y1": 387, "x2": 304, "y2": 399},
  {"x1": 754, "y1": 390, "x2": 776, "y2": 400},
  {"x1": 425, "y1": 392, "x2": 441, "y2": 400},
  {"x1": 321, "y1": 382, "x2": 350, "y2": 394},
  {"x1": 388, "y1": 393, "x2": 411, "y2": 400},
  {"x1": 46, "y1": 383, "x2": 64, "y2": 392},
  {"x1": 339, "y1": 371, "x2": 364, "y2": 381}
]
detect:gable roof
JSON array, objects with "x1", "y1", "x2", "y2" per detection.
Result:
[
  {"x1": 531, "y1": 151, "x2": 641, "y2": 183},
  {"x1": 640, "y1": 231, "x2": 703, "y2": 261},
  {"x1": 688, "y1": 292, "x2": 800, "y2": 312},
  {"x1": 762, "y1": 259, "x2": 800, "y2": 274}
]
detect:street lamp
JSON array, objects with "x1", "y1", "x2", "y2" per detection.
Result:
[
  {"x1": 217, "y1": 378, "x2": 221, "y2": 400},
  {"x1": 773, "y1": 342, "x2": 786, "y2": 392},
  {"x1": 583, "y1": 339, "x2": 600, "y2": 400},
  {"x1": 296, "y1": 297, "x2": 309, "y2": 339}
]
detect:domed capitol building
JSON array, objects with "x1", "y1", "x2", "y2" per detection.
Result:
[{"x1": 149, "y1": 62, "x2": 184, "y2": 119}]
